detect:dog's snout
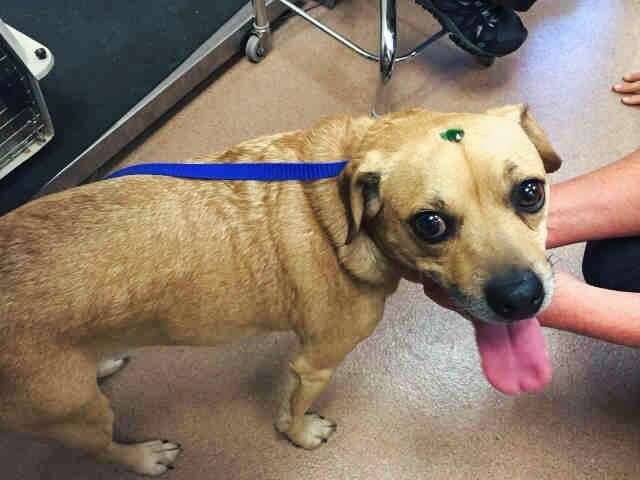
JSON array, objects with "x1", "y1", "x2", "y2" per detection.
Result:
[{"x1": 484, "y1": 269, "x2": 544, "y2": 321}]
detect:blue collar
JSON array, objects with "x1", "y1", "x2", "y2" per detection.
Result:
[{"x1": 106, "y1": 161, "x2": 349, "y2": 182}]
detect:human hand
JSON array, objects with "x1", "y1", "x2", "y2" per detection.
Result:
[{"x1": 613, "y1": 72, "x2": 640, "y2": 106}]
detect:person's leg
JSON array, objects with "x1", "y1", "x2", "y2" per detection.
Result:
[
  {"x1": 492, "y1": 0, "x2": 537, "y2": 12},
  {"x1": 582, "y1": 237, "x2": 640, "y2": 292}
]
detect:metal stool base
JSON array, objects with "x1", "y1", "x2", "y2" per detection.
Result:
[{"x1": 247, "y1": 0, "x2": 493, "y2": 113}]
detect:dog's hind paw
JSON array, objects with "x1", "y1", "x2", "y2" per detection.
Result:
[
  {"x1": 285, "y1": 413, "x2": 337, "y2": 450},
  {"x1": 97, "y1": 355, "x2": 130, "y2": 379}
]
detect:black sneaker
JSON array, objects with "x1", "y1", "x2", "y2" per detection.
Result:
[
  {"x1": 497, "y1": 0, "x2": 536, "y2": 12},
  {"x1": 415, "y1": 0, "x2": 528, "y2": 57}
]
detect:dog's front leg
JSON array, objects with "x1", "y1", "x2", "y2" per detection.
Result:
[
  {"x1": 275, "y1": 323, "x2": 380, "y2": 450},
  {"x1": 275, "y1": 352, "x2": 338, "y2": 449},
  {"x1": 275, "y1": 301, "x2": 383, "y2": 449}
]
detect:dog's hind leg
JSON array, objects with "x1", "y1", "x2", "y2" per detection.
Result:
[
  {"x1": 97, "y1": 354, "x2": 130, "y2": 379},
  {"x1": 9, "y1": 350, "x2": 181, "y2": 476},
  {"x1": 38, "y1": 388, "x2": 181, "y2": 476}
]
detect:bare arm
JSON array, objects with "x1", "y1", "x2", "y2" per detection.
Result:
[
  {"x1": 541, "y1": 147, "x2": 640, "y2": 346},
  {"x1": 548, "y1": 70, "x2": 640, "y2": 246},
  {"x1": 547, "y1": 148, "x2": 640, "y2": 248},
  {"x1": 538, "y1": 271, "x2": 640, "y2": 347}
]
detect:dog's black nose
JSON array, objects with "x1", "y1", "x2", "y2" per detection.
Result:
[{"x1": 485, "y1": 269, "x2": 544, "y2": 321}]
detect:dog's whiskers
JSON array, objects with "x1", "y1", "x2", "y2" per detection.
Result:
[{"x1": 546, "y1": 253, "x2": 561, "y2": 269}]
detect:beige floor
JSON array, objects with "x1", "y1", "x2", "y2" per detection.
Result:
[{"x1": 3, "y1": 0, "x2": 640, "y2": 478}]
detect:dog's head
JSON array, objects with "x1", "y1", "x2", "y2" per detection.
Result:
[{"x1": 340, "y1": 105, "x2": 561, "y2": 394}]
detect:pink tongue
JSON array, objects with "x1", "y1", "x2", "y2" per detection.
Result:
[{"x1": 473, "y1": 318, "x2": 552, "y2": 395}]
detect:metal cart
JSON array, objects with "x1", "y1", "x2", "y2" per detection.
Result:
[{"x1": 245, "y1": 0, "x2": 494, "y2": 109}]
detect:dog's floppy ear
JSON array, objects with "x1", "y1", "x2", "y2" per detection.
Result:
[
  {"x1": 486, "y1": 104, "x2": 562, "y2": 173},
  {"x1": 340, "y1": 160, "x2": 383, "y2": 244}
]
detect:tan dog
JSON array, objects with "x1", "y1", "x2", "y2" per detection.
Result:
[{"x1": 0, "y1": 105, "x2": 561, "y2": 475}]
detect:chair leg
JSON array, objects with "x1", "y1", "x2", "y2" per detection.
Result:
[
  {"x1": 379, "y1": 0, "x2": 397, "y2": 84},
  {"x1": 372, "y1": 0, "x2": 397, "y2": 116},
  {"x1": 247, "y1": 0, "x2": 273, "y2": 63}
]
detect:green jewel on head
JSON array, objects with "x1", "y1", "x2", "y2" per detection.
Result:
[{"x1": 440, "y1": 128, "x2": 464, "y2": 143}]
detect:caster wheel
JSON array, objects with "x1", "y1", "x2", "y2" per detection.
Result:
[
  {"x1": 475, "y1": 55, "x2": 495, "y2": 67},
  {"x1": 246, "y1": 35, "x2": 266, "y2": 63}
]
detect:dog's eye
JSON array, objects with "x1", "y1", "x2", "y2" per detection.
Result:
[
  {"x1": 513, "y1": 179, "x2": 545, "y2": 213},
  {"x1": 411, "y1": 212, "x2": 448, "y2": 242}
]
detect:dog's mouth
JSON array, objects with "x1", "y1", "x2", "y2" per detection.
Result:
[{"x1": 421, "y1": 278, "x2": 552, "y2": 396}]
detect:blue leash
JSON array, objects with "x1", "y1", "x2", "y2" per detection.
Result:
[{"x1": 106, "y1": 161, "x2": 349, "y2": 182}]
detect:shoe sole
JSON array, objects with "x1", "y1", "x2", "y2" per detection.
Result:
[{"x1": 414, "y1": 0, "x2": 498, "y2": 58}]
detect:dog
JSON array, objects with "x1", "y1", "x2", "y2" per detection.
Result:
[{"x1": 0, "y1": 105, "x2": 561, "y2": 475}]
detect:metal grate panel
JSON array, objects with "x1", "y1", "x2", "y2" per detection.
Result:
[{"x1": 0, "y1": 26, "x2": 52, "y2": 179}]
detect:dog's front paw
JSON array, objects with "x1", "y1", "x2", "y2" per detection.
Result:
[
  {"x1": 121, "y1": 440, "x2": 182, "y2": 476},
  {"x1": 284, "y1": 413, "x2": 337, "y2": 449}
]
